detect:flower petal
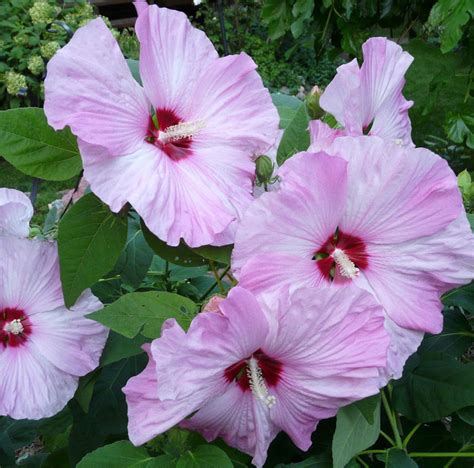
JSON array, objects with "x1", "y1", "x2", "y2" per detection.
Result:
[
  {"x1": 0, "y1": 238, "x2": 64, "y2": 314},
  {"x1": 0, "y1": 188, "x2": 33, "y2": 238},
  {"x1": 44, "y1": 18, "x2": 150, "y2": 155},
  {"x1": 181, "y1": 385, "x2": 278, "y2": 468},
  {"x1": 308, "y1": 120, "x2": 343, "y2": 152},
  {"x1": 79, "y1": 139, "x2": 252, "y2": 247},
  {"x1": 28, "y1": 290, "x2": 107, "y2": 377},
  {"x1": 0, "y1": 343, "x2": 78, "y2": 420},
  {"x1": 329, "y1": 137, "x2": 462, "y2": 243},
  {"x1": 135, "y1": 4, "x2": 217, "y2": 113},
  {"x1": 233, "y1": 152, "x2": 348, "y2": 274}
]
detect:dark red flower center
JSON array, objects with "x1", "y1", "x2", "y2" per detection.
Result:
[
  {"x1": 145, "y1": 108, "x2": 197, "y2": 161},
  {"x1": 224, "y1": 349, "x2": 282, "y2": 392},
  {"x1": 313, "y1": 229, "x2": 368, "y2": 283},
  {"x1": 0, "y1": 308, "x2": 32, "y2": 348}
]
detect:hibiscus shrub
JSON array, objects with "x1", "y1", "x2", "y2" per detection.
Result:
[{"x1": 0, "y1": 1, "x2": 473, "y2": 468}]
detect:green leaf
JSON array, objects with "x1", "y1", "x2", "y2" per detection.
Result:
[
  {"x1": 75, "y1": 371, "x2": 99, "y2": 413},
  {"x1": 276, "y1": 102, "x2": 310, "y2": 166},
  {"x1": 392, "y1": 353, "x2": 474, "y2": 422},
  {"x1": 192, "y1": 244, "x2": 233, "y2": 265},
  {"x1": 271, "y1": 93, "x2": 303, "y2": 129},
  {"x1": 58, "y1": 193, "x2": 128, "y2": 307},
  {"x1": 444, "y1": 113, "x2": 474, "y2": 147},
  {"x1": 353, "y1": 393, "x2": 381, "y2": 425},
  {"x1": 127, "y1": 59, "x2": 142, "y2": 85},
  {"x1": 88, "y1": 291, "x2": 197, "y2": 339},
  {"x1": 443, "y1": 282, "x2": 474, "y2": 313},
  {"x1": 458, "y1": 406, "x2": 474, "y2": 425},
  {"x1": 331, "y1": 398, "x2": 381, "y2": 468},
  {"x1": 142, "y1": 222, "x2": 207, "y2": 267},
  {"x1": 0, "y1": 107, "x2": 82, "y2": 180},
  {"x1": 279, "y1": 452, "x2": 332, "y2": 467},
  {"x1": 385, "y1": 448, "x2": 418, "y2": 467},
  {"x1": 77, "y1": 440, "x2": 167, "y2": 467},
  {"x1": 428, "y1": 0, "x2": 474, "y2": 53},
  {"x1": 418, "y1": 308, "x2": 473, "y2": 357},
  {"x1": 177, "y1": 445, "x2": 233, "y2": 468},
  {"x1": 99, "y1": 332, "x2": 148, "y2": 367}
]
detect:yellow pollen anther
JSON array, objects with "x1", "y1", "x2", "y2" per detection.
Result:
[
  {"x1": 247, "y1": 357, "x2": 276, "y2": 409},
  {"x1": 332, "y1": 248, "x2": 359, "y2": 278},
  {"x1": 4, "y1": 319, "x2": 24, "y2": 335},
  {"x1": 158, "y1": 120, "x2": 205, "y2": 144}
]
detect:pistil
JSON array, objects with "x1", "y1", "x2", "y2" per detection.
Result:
[
  {"x1": 4, "y1": 319, "x2": 24, "y2": 335},
  {"x1": 247, "y1": 357, "x2": 276, "y2": 409},
  {"x1": 158, "y1": 120, "x2": 205, "y2": 144},
  {"x1": 332, "y1": 248, "x2": 359, "y2": 278}
]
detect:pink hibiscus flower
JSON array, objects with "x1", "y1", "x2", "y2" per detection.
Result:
[
  {"x1": 123, "y1": 286, "x2": 388, "y2": 467},
  {"x1": 0, "y1": 190, "x2": 108, "y2": 420},
  {"x1": 312, "y1": 37, "x2": 414, "y2": 150},
  {"x1": 0, "y1": 188, "x2": 33, "y2": 238},
  {"x1": 44, "y1": 3, "x2": 279, "y2": 248},
  {"x1": 232, "y1": 138, "x2": 474, "y2": 379}
]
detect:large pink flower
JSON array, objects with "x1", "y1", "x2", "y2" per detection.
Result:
[
  {"x1": 317, "y1": 37, "x2": 414, "y2": 146},
  {"x1": 232, "y1": 138, "x2": 474, "y2": 379},
  {"x1": 44, "y1": 4, "x2": 279, "y2": 247},
  {"x1": 123, "y1": 286, "x2": 388, "y2": 467},
  {"x1": 0, "y1": 188, "x2": 33, "y2": 238},
  {"x1": 0, "y1": 236, "x2": 108, "y2": 419}
]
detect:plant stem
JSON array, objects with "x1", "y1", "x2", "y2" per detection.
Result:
[
  {"x1": 444, "y1": 444, "x2": 474, "y2": 467},
  {"x1": 359, "y1": 450, "x2": 387, "y2": 455},
  {"x1": 199, "y1": 266, "x2": 230, "y2": 301},
  {"x1": 356, "y1": 455, "x2": 369, "y2": 468},
  {"x1": 409, "y1": 452, "x2": 474, "y2": 458},
  {"x1": 209, "y1": 260, "x2": 225, "y2": 294},
  {"x1": 403, "y1": 423, "x2": 422, "y2": 448},
  {"x1": 381, "y1": 389, "x2": 403, "y2": 448},
  {"x1": 380, "y1": 430, "x2": 396, "y2": 446}
]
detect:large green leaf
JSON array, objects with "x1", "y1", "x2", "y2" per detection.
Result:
[
  {"x1": 276, "y1": 101, "x2": 310, "y2": 166},
  {"x1": 77, "y1": 441, "x2": 170, "y2": 467},
  {"x1": 353, "y1": 393, "x2": 381, "y2": 425},
  {"x1": 88, "y1": 291, "x2": 197, "y2": 339},
  {"x1": 192, "y1": 244, "x2": 233, "y2": 265},
  {"x1": 385, "y1": 448, "x2": 418, "y2": 467},
  {"x1": 392, "y1": 353, "x2": 474, "y2": 422},
  {"x1": 331, "y1": 398, "x2": 380, "y2": 468},
  {"x1": 99, "y1": 332, "x2": 148, "y2": 367},
  {"x1": 443, "y1": 282, "x2": 474, "y2": 313},
  {"x1": 58, "y1": 193, "x2": 128, "y2": 307},
  {"x1": 428, "y1": 0, "x2": 473, "y2": 53},
  {"x1": 0, "y1": 107, "x2": 81, "y2": 180},
  {"x1": 271, "y1": 93, "x2": 302, "y2": 129},
  {"x1": 177, "y1": 445, "x2": 233, "y2": 468}
]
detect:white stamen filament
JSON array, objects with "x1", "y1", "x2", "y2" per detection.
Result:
[
  {"x1": 332, "y1": 248, "x2": 359, "y2": 278},
  {"x1": 247, "y1": 357, "x2": 276, "y2": 409},
  {"x1": 4, "y1": 319, "x2": 24, "y2": 335},
  {"x1": 158, "y1": 120, "x2": 205, "y2": 144}
]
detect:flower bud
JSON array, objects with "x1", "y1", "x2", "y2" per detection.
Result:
[
  {"x1": 4, "y1": 71, "x2": 28, "y2": 96},
  {"x1": 40, "y1": 41, "x2": 60, "y2": 59},
  {"x1": 255, "y1": 155, "x2": 274, "y2": 185},
  {"x1": 29, "y1": 1, "x2": 56, "y2": 24},
  {"x1": 305, "y1": 85, "x2": 324, "y2": 120}
]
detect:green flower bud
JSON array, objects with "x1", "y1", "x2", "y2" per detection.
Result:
[
  {"x1": 305, "y1": 85, "x2": 324, "y2": 120},
  {"x1": 4, "y1": 71, "x2": 28, "y2": 96},
  {"x1": 13, "y1": 34, "x2": 29, "y2": 46},
  {"x1": 255, "y1": 155, "x2": 275, "y2": 185},
  {"x1": 40, "y1": 41, "x2": 60, "y2": 59},
  {"x1": 29, "y1": 1, "x2": 55, "y2": 24},
  {"x1": 27, "y1": 55, "x2": 45, "y2": 76}
]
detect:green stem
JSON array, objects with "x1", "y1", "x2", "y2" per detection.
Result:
[
  {"x1": 356, "y1": 455, "x2": 369, "y2": 468},
  {"x1": 403, "y1": 423, "x2": 422, "y2": 448},
  {"x1": 209, "y1": 260, "x2": 225, "y2": 294},
  {"x1": 199, "y1": 266, "x2": 230, "y2": 301},
  {"x1": 444, "y1": 444, "x2": 474, "y2": 467},
  {"x1": 381, "y1": 389, "x2": 403, "y2": 448},
  {"x1": 317, "y1": 7, "x2": 333, "y2": 56},
  {"x1": 409, "y1": 452, "x2": 474, "y2": 458},
  {"x1": 359, "y1": 450, "x2": 387, "y2": 455},
  {"x1": 380, "y1": 430, "x2": 396, "y2": 446}
]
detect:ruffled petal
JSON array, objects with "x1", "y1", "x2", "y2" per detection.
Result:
[
  {"x1": 263, "y1": 287, "x2": 388, "y2": 449},
  {"x1": 0, "y1": 343, "x2": 78, "y2": 420},
  {"x1": 308, "y1": 120, "x2": 343, "y2": 152},
  {"x1": 329, "y1": 137, "x2": 462, "y2": 244},
  {"x1": 359, "y1": 37, "x2": 413, "y2": 144},
  {"x1": 0, "y1": 238, "x2": 63, "y2": 314},
  {"x1": 44, "y1": 18, "x2": 150, "y2": 155},
  {"x1": 190, "y1": 53, "x2": 279, "y2": 154},
  {"x1": 123, "y1": 345, "x2": 217, "y2": 446},
  {"x1": 319, "y1": 59, "x2": 362, "y2": 134},
  {"x1": 135, "y1": 4, "x2": 217, "y2": 113},
  {"x1": 0, "y1": 188, "x2": 33, "y2": 238},
  {"x1": 79, "y1": 139, "x2": 250, "y2": 247},
  {"x1": 28, "y1": 290, "x2": 107, "y2": 377},
  {"x1": 233, "y1": 152, "x2": 348, "y2": 274},
  {"x1": 181, "y1": 385, "x2": 278, "y2": 468}
]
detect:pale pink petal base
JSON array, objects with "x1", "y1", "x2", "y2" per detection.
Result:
[{"x1": 0, "y1": 188, "x2": 33, "y2": 238}]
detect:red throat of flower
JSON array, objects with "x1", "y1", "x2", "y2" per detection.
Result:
[
  {"x1": 224, "y1": 349, "x2": 282, "y2": 408},
  {"x1": 145, "y1": 108, "x2": 204, "y2": 161},
  {"x1": 0, "y1": 308, "x2": 32, "y2": 348},
  {"x1": 314, "y1": 230, "x2": 368, "y2": 283}
]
